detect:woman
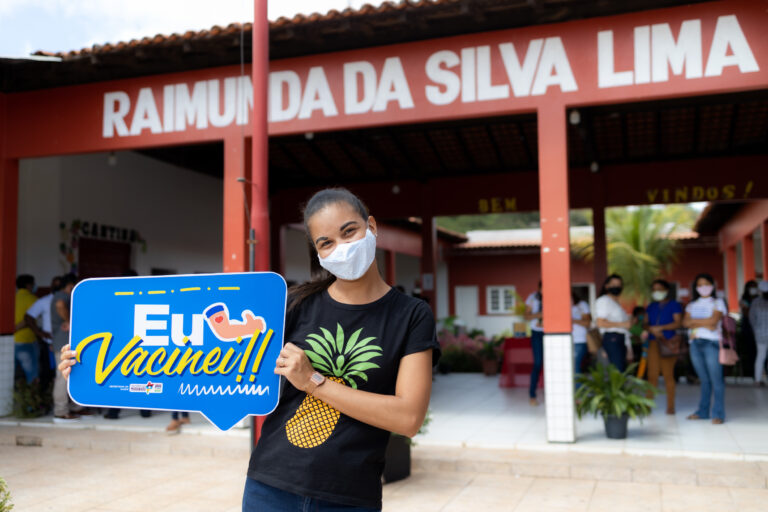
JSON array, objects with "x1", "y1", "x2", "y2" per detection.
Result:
[
  {"x1": 683, "y1": 273, "x2": 727, "y2": 424},
  {"x1": 645, "y1": 279, "x2": 683, "y2": 415},
  {"x1": 740, "y1": 280, "x2": 758, "y2": 380},
  {"x1": 594, "y1": 274, "x2": 633, "y2": 371},
  {"x1": 524, "y1": 281, "x2": 543, "y2": 406},
  {"x1": 59, "y1": 188, "x2": 439, "y2": 511},
  {"x1": 571, "y1": 290, "x2": 591, "y2": 376}
]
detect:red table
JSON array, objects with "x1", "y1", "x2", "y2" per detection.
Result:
[{"x1": 499, "y1": 337, "x2": 543, "y2": 389}]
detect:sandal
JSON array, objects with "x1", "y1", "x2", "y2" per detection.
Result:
[
  {"x1": 712, "y1": 418, "x2": 724, "y2": 425},
  {"x1": 686, "y1": 413, "x2": 702, "y2": 420}
]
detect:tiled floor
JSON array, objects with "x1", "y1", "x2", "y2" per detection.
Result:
[{"x1": 417, "y1": 373, "x2": 768, "y2": 459}]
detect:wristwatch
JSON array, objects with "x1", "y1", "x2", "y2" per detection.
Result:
[{"x1": 306, "y1": 371, "x2": 326, "y2": 395}]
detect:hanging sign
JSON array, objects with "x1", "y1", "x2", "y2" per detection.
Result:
[{"x1": 68, "y1": 272, "x2": 286, "y2": 430}]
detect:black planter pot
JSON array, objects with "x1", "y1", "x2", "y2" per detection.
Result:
[
  {"x1": 603, "y1": 413, "x2": 629, "y2": 439},
  {"x1": 383, "y1": 434, "x2": 411, "y2": 483}
]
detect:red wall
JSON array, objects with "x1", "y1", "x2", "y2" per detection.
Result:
[{"x1": 447, "y1": 245, "x2": 723, "y2": 316}]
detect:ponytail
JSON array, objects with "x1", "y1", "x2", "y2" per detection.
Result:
[{"x1": 287, "y1": 187, "x2": 368, "y2": 311}]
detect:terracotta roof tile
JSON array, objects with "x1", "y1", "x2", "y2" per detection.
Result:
[{"x1": 33, "y1": 0, "x2": 450, "y2": 60}]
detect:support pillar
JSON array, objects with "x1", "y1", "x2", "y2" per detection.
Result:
[
  {"x1": 385, "y1": 250, "x2": 396, "y2": 286},
  {"x1": 222, "y1": 136, "x2": 249, "y2": 273},
  {"x1": 762, "y1": 221, "x2": 768, "y2": 280},
  {"x1": 725, "y1": 245, "x2": 739, "y2": 313},
  {"x1": 420, "y1": 187, "x2": 438, "y2": 311},
  {"x1": 0, "y1": 94, "x2": 18, "y2": 334},
  {"x1": 743, "y1": 234, "x2": 756, "y2": 282},
  {"x1": 537, "y1": 103, "x2": 575, "y2": 443},
  {"x1": 251, "y1": 0, "x2": 270, "y2": 444}
]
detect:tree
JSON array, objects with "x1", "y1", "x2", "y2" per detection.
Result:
[{"x1": 574, "y1": 206, "x2": 696, "y2": 304}]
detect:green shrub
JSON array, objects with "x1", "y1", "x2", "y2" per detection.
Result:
[
  {"x1": 0, "y1": 477, "x2": 13, "y2": 512},
  {"x1": 575, "y1": 363, "x2": 657, "y2": 420}
]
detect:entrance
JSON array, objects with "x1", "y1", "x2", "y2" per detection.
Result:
[{"x1": 78, "y1": 238, "x2": 131, "y2": 279}]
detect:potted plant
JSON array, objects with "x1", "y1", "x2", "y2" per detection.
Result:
[
  {"x1": 574, "y1": 363, "x2": 657, "y2": 439},
  {"x1": 476, "y1": 335, "x2": 503, "y2": 376},
  {"x1": 383, "y1": 410, "x2": 432, "y2": 483}
]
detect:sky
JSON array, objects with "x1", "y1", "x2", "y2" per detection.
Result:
[{"x1": 0, "y1": 0, "x2": 385, "y2": 58}]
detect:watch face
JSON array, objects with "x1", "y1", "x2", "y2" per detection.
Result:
[{"x1": 310, "y1": 373, "x2": 324, "y2": 385}]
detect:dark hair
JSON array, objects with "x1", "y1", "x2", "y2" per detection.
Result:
[
  {"x1": 651, "y1": 279, "x2": 670, "y2": 290},
  {"x1": 741, "y1": 279, "x2": 758, "y2": 302},
  {"x1": 60, "y1": 273, "x2": 78, "y2": 288},
  {"x1": 632, "y1": 306, "x2": 645, "y2": 317},
  {"x1": 16, "y1": 274, "x2": 34, "y2": 290},
  {"x1": 691, "y1": 273, "x2": 716, "y2": 300},
  {"x1": 288, "y1": 188, "x2": 370, "y2": 311},
  {"x1": 571, "y1": 289, "x2": 583, "y2": 304},
  {"x1": 50, "y1": 276, "x2": 62, "y2": 293},
  {"x1": 598, "y1": 273, "x2": 623, "y2": 297}
]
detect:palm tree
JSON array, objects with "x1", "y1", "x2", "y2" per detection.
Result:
[{"x1": 574, "y1": 206, "x2": 696, "y2": 304}]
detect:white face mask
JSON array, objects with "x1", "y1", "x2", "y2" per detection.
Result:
[
  {"x1": 651, "y1": 290, "x2": 668, "y2": 302},
  {"x1": 697, "y1": 284, "x2": 714, "y2": 298},
  {"x1": 318, "y1": 228, "x2": 377, "y2": 281}
]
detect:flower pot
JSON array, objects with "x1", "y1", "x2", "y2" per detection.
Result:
[
  {"x1": 383, "y1": 434, "x2": 411, "y2": 483},
  {"x1": 603, "y1": 413, "x2": 629, "y2": 439},
  {"x1": 481, "y1": 359, "x2": 498, "y2": 376}
]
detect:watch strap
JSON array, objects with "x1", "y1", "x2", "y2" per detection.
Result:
[{"x1": 306, "y1": 371, "x2": 326, "y2": 395}]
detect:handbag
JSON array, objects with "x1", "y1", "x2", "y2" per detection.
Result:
[
  {"x1": 658, "y1": 334, "x2": 684, "y2": 357},
  {"x1": 719, "y1": 315, "x2": 739, "y2": 366},
  {"x1": 719, "y1": 342, "x2": 739, "y2": 365},
  {"x1": 586, "y1": 328, "x2": 602, "y2": 354}
]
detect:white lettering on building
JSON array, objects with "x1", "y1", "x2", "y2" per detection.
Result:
[{"x1": 598, "y1": 14, "x2": 758, "y2": 88}]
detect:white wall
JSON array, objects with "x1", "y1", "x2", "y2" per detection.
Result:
[
  {"x1": 17, "y1": 150, "x2": 222, "y2": 283},
  {"x1": 394, "y1": 253, "x2": 420, "y2": 293}
]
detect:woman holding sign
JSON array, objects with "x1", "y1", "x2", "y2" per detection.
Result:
[{"x1": 60, "y1": 187, "x2": 439, "y2": 511}]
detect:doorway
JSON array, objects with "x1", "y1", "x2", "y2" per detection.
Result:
[{"x1": 78, "y1": 238, "x2": 131, "y2": 279}]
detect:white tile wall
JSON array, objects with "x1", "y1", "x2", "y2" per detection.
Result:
[
  {"x1": 543, "y1": 333, "x2": 575, "y2": 443},
  {"x1": 0, "y1": 335, "x2": 15, "y2": 416}
]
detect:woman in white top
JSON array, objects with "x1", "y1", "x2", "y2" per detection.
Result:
[
  {"x1": 571, "y1": 290, "x2": 591, "y2": 377},
  {"x1": 683, "y1": 273, "x2": 727, "y2": 424},
  {"x1": 594, "y1": 274, "x2": 633, "y2": 372}
]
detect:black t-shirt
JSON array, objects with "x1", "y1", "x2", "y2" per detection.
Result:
[{"x1": 247, "y1": 287, "x2": 439, "y2": 509}]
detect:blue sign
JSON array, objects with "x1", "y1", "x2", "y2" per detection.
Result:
[{"x1": 68, "y1": 272, "x2": 286, "y2": 430}]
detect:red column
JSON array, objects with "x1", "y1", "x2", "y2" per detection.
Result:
[
  {"x1": 0, "y1": 93, "x2": 18, "y2": 334},
  {"x1": 762, "y1": 221, "x2": 768, "y2": 280},
  {"x1": 222, "y1": 136, "x2": 248, "y2": 273},
  {"x1": 420, "y1": 186, "x2": 437, "y2": 310},
  {"x1": 385, "y1": 250, "x2": 396, "y2": 286},
  {"x1": 725, "y1": 245, "x2": 739, "y2": 313},
  {"x1": 251, "y1": 0, "x2": 270, "y2": 443},
  {"x1": 537, "y1": 104, "x2": 571, "y2": 334},
  {"x1": 743, "y1": 234, "x2": 756, "y2": 282}
]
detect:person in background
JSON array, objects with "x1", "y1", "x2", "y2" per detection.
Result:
[
  {"x1": 683, "y1": 273, "x2": 727, "y2": 424},
  {"x1": 748, "y1": 280, "x2": 768, "y2": 387},
  {"x1": 524, "y1": 281, "x2": 544, "y2": 406},
  {"x1": 571, "y1": 290, "x2": 591, "y2": 377},
  {"x1": 645, "y1": 279, "x2": 683, "y2": 414},
  {"x1": 595, "y1": 274, "x2": 633, "y2": 372},
  {"x1": 14, "y1": 274, "x2": 40, "y2": 383},
  {"x1": 25, "y1": 275, "x2": 62, "y2": 391},
  {"x1": 740, "y1": 280, "x2": 759, "y2": 380},
  {"x1": 51, "y1": 273, "x2": 86, "y2": 422},
  {"x1": 629, "y1": 306, "x2": 646, "y2": 364}
]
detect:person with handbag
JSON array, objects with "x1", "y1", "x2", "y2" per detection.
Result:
[
  {"x1": 748, "y1": 280, "x2": 768, "y2": 387},
  {"x1": 595, "y1": 274, "x2": 633, "y2": 372},
  {"x1": 683, "y1": 273, "x2": 728, "y2": 424},
  {"x1": 645, "y1": 279, "x2": 683, "y2": 415}
]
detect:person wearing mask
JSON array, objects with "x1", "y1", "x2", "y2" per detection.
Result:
[
  {"x1": 60, "y1": 188, "x2": 439, "y2": 511},
  {"x1": 645, "y1": 279, "x2": 683, "y2": 414},
  {"x1": 683, "y1": 274, "x2": 727, "y2": 424},
  {"x1": 571, "y1": 290, "x2": 591, "y2": 377},
  {"x1": 524, "y1": 281, "x2": 544, "y2": 406},
  {"x1": 748, "y1": 280, "x2": 768, "y2": 387},
  {"x1": 14, "y1": 274, "x2": 39, "y2": 383},
  {"x1": 595, "y1": 274, "x2": 633, "y2": 372},
  {"x1": 740, "y1": 280, "x2": 759, "y2": 380}
]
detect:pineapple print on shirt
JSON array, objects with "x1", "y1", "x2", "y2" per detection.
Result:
[{"x1": 285, "y1": 323, "x2": 382, "y2": 448}]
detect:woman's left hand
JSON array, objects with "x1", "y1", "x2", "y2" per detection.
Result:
[{"x1": 274, "y1": 343, "x2": 315, "y2": 392}]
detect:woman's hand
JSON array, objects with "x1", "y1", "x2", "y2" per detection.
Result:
[
  {"x1": 58, "y1": 344, "x2": 77, "y2": 380},
  {"x1": 274, "y1": 343, "x2": 316, "y2": 393}
]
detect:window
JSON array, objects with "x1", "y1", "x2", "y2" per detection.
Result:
[{"x1": 486, "y1": 286, "x2": 516, "y2": 314}]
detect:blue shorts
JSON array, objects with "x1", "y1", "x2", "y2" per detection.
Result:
[{"x1": 242, "y1": 478, "x2": 380, "y2": 512}]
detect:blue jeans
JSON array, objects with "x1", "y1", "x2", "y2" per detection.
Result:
[
  {"x1": 243, "y1": 478, "x2": 380, "y2": 512},
  {"x1": 574, "y1": 343, "x2": 588, "y2": 376},
  {"x1": 14, "y1": 343, "x2": 39, "y2": 383},
  {"x1": 689, "y1": 338, "x2": 725, "y2": 420},
  {"x1": 602, "y1": 332, "x2": 627, "y2": 372},
  {"x1": 529, "y1": 330, "x2": 544, "y2": 398}
]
